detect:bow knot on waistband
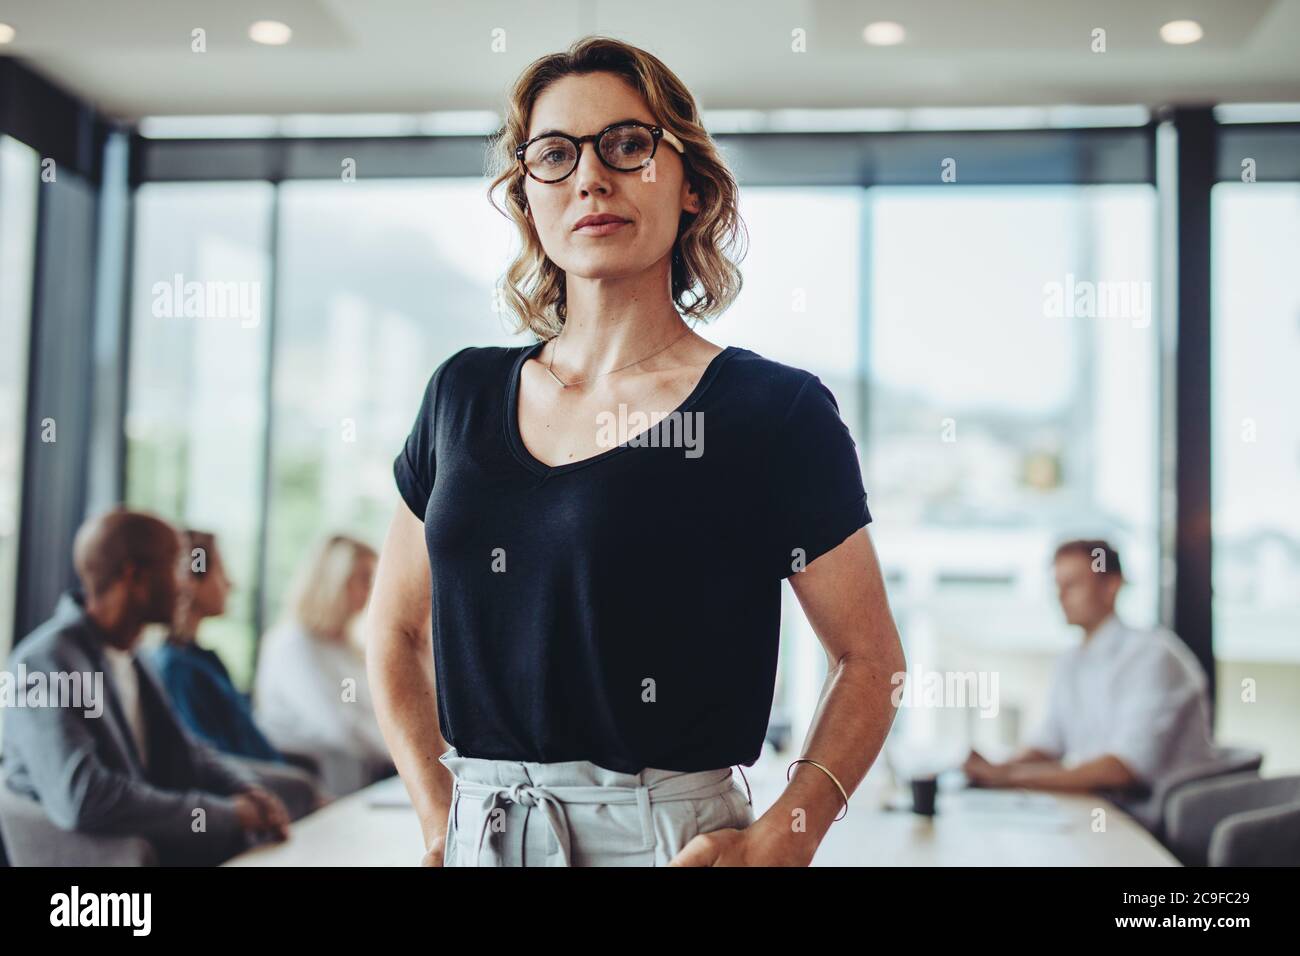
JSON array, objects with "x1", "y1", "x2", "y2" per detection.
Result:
[
  {"x1": 472, "y1": 784, "x2": 574, "y2": 867},
  {"x1": 505, "y1": 783, "x2": 544, "y2": 807}
]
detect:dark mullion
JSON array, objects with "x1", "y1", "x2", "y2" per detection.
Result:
[{"x1": 1171, "y1": 107, "x2": 1217, "y2": 713}]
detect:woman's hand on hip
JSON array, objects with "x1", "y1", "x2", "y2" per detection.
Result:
[{"x1": 666, "y1": 824, "x2": 813, "y2": 867}]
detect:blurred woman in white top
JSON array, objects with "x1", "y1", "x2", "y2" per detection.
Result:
[{"x1": 254, "y1": 534, "x2": 393, "y2": 795}]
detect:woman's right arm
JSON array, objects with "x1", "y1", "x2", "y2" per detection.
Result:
[{"x1": 365, "y1": 501, "x2": 452, "y2": 864}]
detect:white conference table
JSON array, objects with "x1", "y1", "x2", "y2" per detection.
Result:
[{"x1": 226, "y1": 752, "x2": 1178, "y2": 867}]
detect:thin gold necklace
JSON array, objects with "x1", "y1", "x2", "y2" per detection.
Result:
[{"x1": 545, "y1": 325, "x2": 693, "y2": 389}]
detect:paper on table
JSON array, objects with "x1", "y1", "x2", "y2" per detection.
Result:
[{"x1": 952, "y1": 788, "x2": 1073, "y2": 830}]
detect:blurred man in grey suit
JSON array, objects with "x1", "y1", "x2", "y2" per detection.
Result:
[{"x1": 3, "y1": 507, "x2": 301, "y2": 865}]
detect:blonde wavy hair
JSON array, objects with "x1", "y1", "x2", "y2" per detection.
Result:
[
  {"x1": 487, "y1": 35, "x2": 747, "y2": 339},
  {"x1": 281, "y1": 533, "x2": 377, "y2": 639}
]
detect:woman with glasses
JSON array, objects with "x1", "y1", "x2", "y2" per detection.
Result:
[{"x1": 367, "y1": 36, "x2": 904, "y2": 867}]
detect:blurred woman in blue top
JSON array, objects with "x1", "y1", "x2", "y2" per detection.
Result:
[{"x1": 150, "y1": 529, "x2": 284, "y2": 763}]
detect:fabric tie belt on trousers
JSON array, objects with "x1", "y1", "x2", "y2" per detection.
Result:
[{"x1": 445, "y1": 754, "x2": 753, "y2": 867}]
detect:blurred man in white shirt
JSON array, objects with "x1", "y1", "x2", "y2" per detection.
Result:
[{"x1": 962, "y1": 539, "x2": 1216, "y2": 830}]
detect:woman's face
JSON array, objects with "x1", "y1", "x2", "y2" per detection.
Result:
[
  {"x1": 178, "y1": 543, "x2": 231, "y2": 619},
  {"x1": 522, "y1": 71, "x2": 699, "y2": 286},
  {"x1": 197, "y1": 546, "x2": 232, "y2": 616},
  {"x1": 347, "y1": 555, "x2": 376, "y2": 617}
]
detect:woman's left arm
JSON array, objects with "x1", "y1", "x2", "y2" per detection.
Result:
[{"x1": 670, "y1": 526, "x2": 905, "y2": 866}]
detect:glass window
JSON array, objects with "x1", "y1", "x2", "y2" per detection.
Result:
[
  {"x1": 865, "y1": 185, "x2": 1160, "y2": 767},
  {"x1": 125, "y1": 182, "x2": 274, "y2": 688},
  {"x1": 0, "y1": 136, "x2": 39, "y2": 663},
  {"x1": 116, "y1": 171, "x2": 1164, "y2": 753},
  {"x1": 1212, "y1": 183, "x2": 1300, "y2": 663},
  {"x1": 711, "y1": 186, "x2": 865, "y2": 748},
  {"x1": 265, "y1": 180, "x2": 518, "y2": 630}
]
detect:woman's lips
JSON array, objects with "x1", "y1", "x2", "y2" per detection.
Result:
[{"x1": 574, "y1": 219, "x2": 629, "y2": 236}]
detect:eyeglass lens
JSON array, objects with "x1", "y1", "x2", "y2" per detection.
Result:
[{"x1": 524, "y1": 125, "x2": 656, "y2": 181}]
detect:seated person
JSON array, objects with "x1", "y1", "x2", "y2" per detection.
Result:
[
  {"x1": 2, "y1": 508, "x2": 301, "y2": 865},
  {"x1": 962, "y1": 538, "x2": 1216, "y2": 831},
  {"x1": 149, "y1": 529, "x2": 287, "y2": 765},
  {"x1": 254, "y1": 534, "x2": 394, "y2": 796}
]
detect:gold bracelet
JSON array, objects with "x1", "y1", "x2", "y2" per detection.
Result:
[{"x1": 786, "y1": 757, "x2": 849, "y2": 821}]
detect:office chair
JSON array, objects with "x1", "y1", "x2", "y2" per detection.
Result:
[
  {"x1": 1165, "y1": 771, "x2": 1300, "y2": 866},
  {"x1": 0, "y1": 768, "x2": 158, "y2": 866},
  {"x1": 1150, "y1": 744, "x2": 1263, "y2": 842}
]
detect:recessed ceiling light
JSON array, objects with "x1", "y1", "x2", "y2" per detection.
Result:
[
  {"x1": 1160, "y1": 19, "x2": 1203, "y2": 45},
  {"x1": 0, "y1": 23, "x2": 17, "y2": 44},
  {"x1": 862, "y1": 21, "x2": 906, "y2": 46},
  {"x1": 249, "y1": 20, "x2": 292, "y2": 46}
]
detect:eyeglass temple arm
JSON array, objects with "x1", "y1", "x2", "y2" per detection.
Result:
[{"x1": 659, "y1": 127, "x2": 685, "y2": 154}]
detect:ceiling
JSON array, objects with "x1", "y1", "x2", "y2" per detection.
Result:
[{"x1": 2, "y1": 0, "x2": 1300, "y2": 121}]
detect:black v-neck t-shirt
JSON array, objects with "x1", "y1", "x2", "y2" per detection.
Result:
[{"x1": 393, "y1": 340, "x2": 871, "y2": 774}]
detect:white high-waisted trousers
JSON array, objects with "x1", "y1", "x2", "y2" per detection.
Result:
[{"x1": 438, "y1": 747, "x2": 755, "y2": 867}]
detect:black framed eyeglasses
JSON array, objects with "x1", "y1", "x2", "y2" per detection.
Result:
[{"x1": 515, "y1": 120, "x2": 685, "y2": 184}]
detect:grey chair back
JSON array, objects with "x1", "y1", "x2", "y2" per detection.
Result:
[
  {"x1": 0, "y1": 769, "x2": 158, "y2": 866},
  {"x1": 1166, "y1": 771, "x2": 1300, "y2": 866},
  {"x1": 1152, "y1": 745, "x2": 1263, "y2": 841}
]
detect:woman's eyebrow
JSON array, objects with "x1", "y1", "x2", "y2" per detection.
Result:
[{"x1": 529, "y1": 117, "x2": 648, "y2": 139}]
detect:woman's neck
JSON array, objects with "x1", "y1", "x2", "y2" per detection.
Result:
[
  {"x1": 169, "y1": 610, "x2": 203, "y2": 644},
  {"x1": 556, "y1": 263, "x2": 689, "y2": 374}
]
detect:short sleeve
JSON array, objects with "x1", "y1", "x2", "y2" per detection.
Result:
[
  {"x1": 764, "y1": 374, "x2": 871, "y2": 580},
  {"x1": 1103, "y1": 645, "x2": 1207, "y2": 787},
  {"x1": 393, "y1": 348, "x2": 466, "y2": 520}
]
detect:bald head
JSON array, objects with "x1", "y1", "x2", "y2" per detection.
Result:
[
  {"x1": 72, "y1": 509, "x2": 182, "y2": 634},
  {"x1": 73, "y1": 508, "x2": 178, "y2": 595}
]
